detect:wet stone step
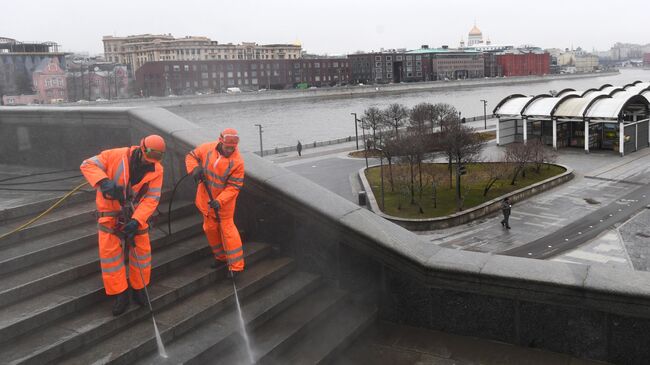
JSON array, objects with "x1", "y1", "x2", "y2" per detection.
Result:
[
  {"x1": 217, "y1": 285, "x2": 348, "y2": 365},
  {"x1": 0, "y1": 189, "x2": 178, "y2": 248},
  {"x1": 263, "y1": 300, "x2": 377, "y2": 365},
  {"x1": 0, "y1": 213, "x2": 202, "y2": 308},
  {"x1": 36, "y1": 243, "x2": 275, "y2": 365},
  {"x1": 0, "y1": 225, "x2": 205, "y2": 346},
  {"x1": 0, "y1": 200, "x2": 195, "y2": 276},
  {"x1": 136, "y1": 268, "x2": 321, "y2": 365}
]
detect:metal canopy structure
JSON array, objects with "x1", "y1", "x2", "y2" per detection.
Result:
[
  {"x1": 554, "y1": 88, "x2": 575, "y2": 97},
  {"x1": 522, "y1": 94, "x2": 579, "y2": 119},
  {"x1": 494, "y1": 82, "x2": 650, "y2": 156},
  {"x1": 585, "y1": 95, "x2": 646, "y2": 119}
]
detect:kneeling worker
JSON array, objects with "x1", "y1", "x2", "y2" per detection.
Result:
[
  {"x1": 185, "y1": 128, "x2": 245, "y2": 276},
  {"x1": 80, "y1": 135, "x2": 165, "y2": 315}
]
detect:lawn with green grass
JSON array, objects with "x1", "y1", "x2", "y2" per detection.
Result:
[{"x1": 365, "y1": 163, "x2": 565, "y2": 218}]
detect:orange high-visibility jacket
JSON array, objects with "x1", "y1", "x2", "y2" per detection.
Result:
[
  {"x1": 80, "y1": 146, "x2": 163, "y2": 226},
  {"x1": 185, "y1": 142, "x2": 244, "y2": 218}
]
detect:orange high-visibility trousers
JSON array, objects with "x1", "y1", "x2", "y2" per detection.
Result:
[
  {"x1": 202, "y1": 214, "x2": 244, "y2": 271},
  {"x1": 98, "y1": 216, "x2": 152, "y2": 295}
]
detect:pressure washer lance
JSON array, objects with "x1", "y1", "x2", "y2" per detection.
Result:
[
  {"x1": 200, "y1": 175, "x2": 238, "y2": 284},
  {"x1": 125, "y1": 200, "x2": 168, "y2": 358},
  {"x1": 121, "y1": 158, "x2": 167, "y2": 358},
  {"x1": 192, "y1": 158, "x2": 254, "y2": 363},
  {"x1": 189, "y1": 153, "x2": 238, "y2": 284},
  {"x1": 198, "y1": 175, "x2": 255, "y2": 363}
]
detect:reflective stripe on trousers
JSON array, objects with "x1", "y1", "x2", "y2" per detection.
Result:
[
  {"x1": 97, "y1": 217, "x2": 152, "y2": 295},
  {"x1": 202, "y1": 214, "x2": 244, "y2": 271}
]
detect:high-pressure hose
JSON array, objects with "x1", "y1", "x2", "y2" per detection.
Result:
[
  {"x1": 188, "y1": 154, "x2": 237, "y2": 281},
  {"x1": 0, "y1": 181, "x2": 89, "y2": 241},
  {"x1": 167, "y1": 173, "x2": 191, "y2": 236}
]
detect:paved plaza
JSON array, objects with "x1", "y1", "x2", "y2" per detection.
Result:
[{"x1": 266, "y1": 122, "x2": 650, "y2": 272}]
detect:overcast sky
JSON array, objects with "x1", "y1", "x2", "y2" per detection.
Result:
[{"x1": 3, "y1": 0, "x2": 648, "y2": 55}]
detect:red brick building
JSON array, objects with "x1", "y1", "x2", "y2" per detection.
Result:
[
  {"x1": 32, "y1": 57, "x2": 68, "y2": 103},
  {"x1": 136, "y1": 58, "x2": 349, "y2": 96},
  {"x1": 496, "y1": 51, "x2": 550, "y2": 76},
  {"x1": 644, "y1": 53, "x2": 650, "y2": 68}
]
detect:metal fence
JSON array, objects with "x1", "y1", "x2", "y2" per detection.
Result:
[{"x1": 254, "y1": 114, "x2": 496, "y2": 156}]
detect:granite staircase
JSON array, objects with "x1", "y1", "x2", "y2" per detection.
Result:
[{"x1": 0, "y1": 192, "x2": 376, "y2": 364}]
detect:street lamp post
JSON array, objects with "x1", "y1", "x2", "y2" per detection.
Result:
[
  {"x1": 350, "y1": 112, "x2": 359, "y2": 150},
  {"x1": 377, "y1": 148, "x2": 385, "y2": 210},
  {"x1": 254, "y1": 124, "x2": 263, "y2": 157},
  {"x1": 360, "y1": 118, "x2": 368, "y2": 169},
  {"x1": 480, "y1": 99, "x2": 488, "y2": 129}
]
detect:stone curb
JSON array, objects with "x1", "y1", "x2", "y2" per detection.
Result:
[{"x1": 359, "y1": 162, "x2": 574, "y2": 230}]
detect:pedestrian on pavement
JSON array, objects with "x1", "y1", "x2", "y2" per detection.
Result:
[
  {"x1": 80, "y1": 135, "x2": 166, "y2": 316},
  {"x1": 501, "y1": 197, "x2": 512, "y2": 229},
  {"x1": 185, "y1": 128, "x2": 245, "y2": 277},
  {"x1": 297, "y1": 141, "x2": 302, "y2": 156}
]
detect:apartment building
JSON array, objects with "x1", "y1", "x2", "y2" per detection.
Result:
[{"x1": 103, "y1": 34, "x2": 302, "y2": 77}]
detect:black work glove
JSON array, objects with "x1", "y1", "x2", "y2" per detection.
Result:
[
  {"x1": 192, "y1": 167, "x2": 205, "y2": 183},
  {"x1": 122, "y1": 219, "x2": 139, "y2": 243},
  {"x1": 208, "y1": 200, "x2": 220, "y2": 211},
  {"x1": 99, "y1": 179, "x2": 124, "y2": 201}
]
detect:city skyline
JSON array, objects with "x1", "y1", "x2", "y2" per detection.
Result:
[{"x1": 3, "y1": 0, "x2": 649, "y2": 56}]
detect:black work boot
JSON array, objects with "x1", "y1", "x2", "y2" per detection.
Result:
[
  {"x1": 226, "y1": 269, "x2": 242, "y2": 280},
  {"x1": 112, "y1": 290, "x2": 130, "y2": 316},
  {"x1": 132, "y1": 288, "x2": 147, "y2": 307}
]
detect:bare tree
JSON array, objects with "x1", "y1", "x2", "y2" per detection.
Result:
[
  {"x1": 504, "y1": 142, "x2": 534, "y2": 185},
  {"x1": 435, "y1": 106, "x2": 462, "y2": 187},
  {"x1": 482, "y1": 160, "x2": 510, "y2": 197},
  {"x1": 380, "y1": 136, "x2": 402, "y2": 192},
  {"x1": 361, "y1": 106, "x2": 386, "y2": 150},
  {"x1": 395, "y1": 131, "x2": 428, "y2": 205},
  {"x1": 440, "y1": 122, "x2": 485, "y2": 210},
  {"x1": 409, "y1": 102, "x2": 441, "y2": 193},
  {"x1": 409, "y1": 102, "x2": 435, "y2": 135},
  {"x1": 432, "y1": 103, "x2": 459, "y2": 131},
  {"x1": 529, "y1": 139, "x2": 558, "y2": 173},
  {"x1": 384, "y1": 103, "x2": 409, "y2": 137}
]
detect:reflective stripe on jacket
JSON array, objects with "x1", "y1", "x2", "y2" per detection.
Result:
[
  {"x1": 185, "y1": 142, "x2": 244, "y2": 217},
  {"x1": 80, "y1": 146, "x2": 164, "y2": 226}
]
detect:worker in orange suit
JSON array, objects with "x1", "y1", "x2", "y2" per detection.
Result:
[
  {"x1": 80, "y1": 135, "x2": 165, "y2": 316},
  {"x1": 185, "y1": 128, "x2": 245, "y2": 277}
]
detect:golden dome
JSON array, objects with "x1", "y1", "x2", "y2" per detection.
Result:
[{"x1": 469, "y1": 25, "x2": 482, "y2": 36}]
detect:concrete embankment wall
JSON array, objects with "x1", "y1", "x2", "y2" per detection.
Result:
[
  {"x1": 61, "y1": 71, "x2": 618, "y2": 109},
  {"x1": 1, "y1": 105, "x2": 648, "y2": 364}
]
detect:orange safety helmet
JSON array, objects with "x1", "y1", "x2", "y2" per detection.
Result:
[
  {"x1": 219, "y1": 128, "x2": 240, "y2": 148},
  {"x1": 140, "y1": 134, "x2": 166, "y2": 163}
]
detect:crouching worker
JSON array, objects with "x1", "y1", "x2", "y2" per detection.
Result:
[
  {"x1": 185, "y1": 128, "x2": 245, "y2": 277},
  {"x1": 80, "y1": 135, "x2": 165, "y2": 316}
]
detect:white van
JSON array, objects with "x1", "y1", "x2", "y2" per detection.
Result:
[{"x1": 226, "y1": 87, "x2": 242, "y2": 94}]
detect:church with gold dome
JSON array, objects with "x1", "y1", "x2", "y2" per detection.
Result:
[
  {"x1": 468, "y1": 23, "x2": 483, "y2": 47},
  {"x1": 460, "y1": 23, "x2": 513, "y2": 53}
]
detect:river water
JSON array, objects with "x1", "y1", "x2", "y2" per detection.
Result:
[{"x1": 167, "y1": 69, "x2": 650, "y2": 151}]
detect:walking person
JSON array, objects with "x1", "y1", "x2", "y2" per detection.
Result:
[
  {"x1": 296, "y1": 141, "x2": 302, "y2": 157},
  {"x1": 501, "y1": 197, "x2": 512, "y2": 229},
  {"x1": 185, "y1": 128, "x2": 245, "y2": 277},
  {"x1": 80, "y1": 135, "x2": 166, "y2": 316}
]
